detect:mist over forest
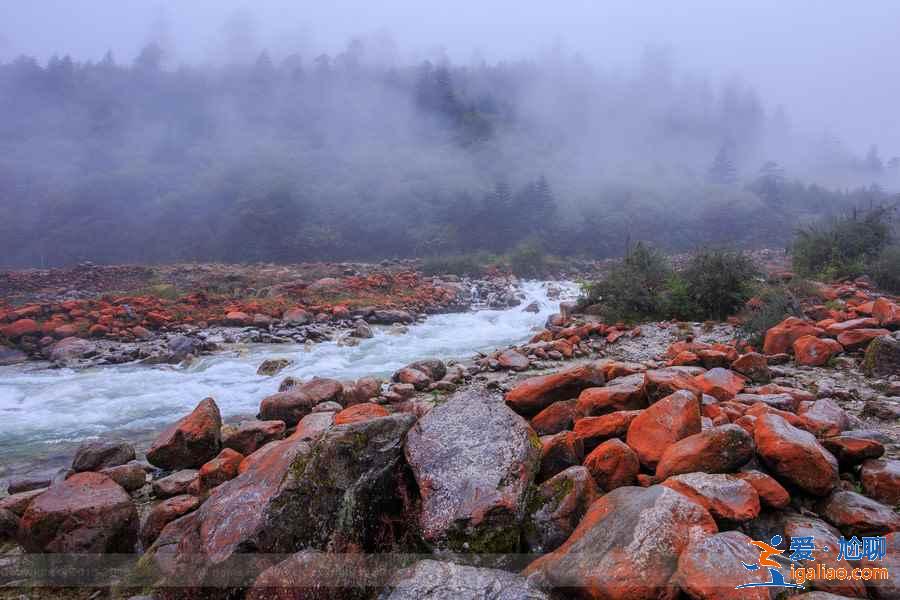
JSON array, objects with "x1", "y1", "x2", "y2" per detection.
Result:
[{"x1": 1, "y1": 11, "x2": 898, "y2": 267}]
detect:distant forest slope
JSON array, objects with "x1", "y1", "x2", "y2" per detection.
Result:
[{"x1": 0, "y1": 42, "x2": 897, "y2": 267}]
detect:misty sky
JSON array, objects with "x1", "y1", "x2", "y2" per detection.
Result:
[{"x1": 3, "y1": 1, "x2": 899, "y2": 153}]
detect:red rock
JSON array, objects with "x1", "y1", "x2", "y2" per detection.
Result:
[
  {"x1": 675, "y1": 531, "x2": 772, "y2": 599},
  {"x1": 799, "y1": 398, "x2": 849, "y2": 437},
  {"x1": 551, "y1": 339, "x2": 574, "y2": 358},
  {"x1": 873, "y1": 297, "x2": 900, "y2": 327},
  {"x1": 696, "y1": 349, "x2": 730, "y2": 369},
  {"x1": 539, "y1": 431, "x2": 584, "y2": 482},
  {"x1": 100, "y1": 462, "x2": 147, "y2": 492},
  {"x1": 151, "y1": 469, "x2": 198, "y2": 498},
  {"x1": 818, "y1": 490, "x2": 900, "y2": 536},
  {"x1": 333, "y1": 403, "x2": 389, "y2": 425},
  {"x1": 730, "y1": 352, "x2": 771, "y2": 383},
  {"x1": 140, "y1": 494, "x2": 201, "y2": 547},
  {"x1": 1, "y1": 318, "x2": 39, "y2": 339},
  {"x1": 754, "y1": 413, "x2": 839, "y2": 496},
  {"x1": 246, "y1": 550, "x2": 365, "y2": 600},
  {"x1": 793, "y1": 334, "x2": 843, "y2": 366},
  {"x1": 286, "y1": 411, "x2": 335, "y2": 442},
  {"x1": 393, "y1": 367, "x2": 431, "y2": 390},
  {"x1": 222, "y1": 419, "x2": 286, "y2": 455},
  {"x1": 744, "y1": 403, "x2": 809, "y2": 431},
  {"x1": 196, "y1": 448, "x2": 244, "y2": 491},
  {"x1": 531, "y1": 400, "x2": 578, "y2": 436},
  {"x1": 575, "y1": 384, "x2": 646, "y2": 417},
  {"x1": 655, "y1": 424, "x2": 755, "y2": 480},
  {"x1": 734, "y1": 470, "x2": 790, "y2": 509},
  {"x1": 52, "y1": 323, "x2": 80, "y2": 338},
  {"x1": 224, "y1": 311, "x2": 252, "y2": 326},
  {"x1": 341, "y1": 377, "x2": 382, "y2": 406},
  {"x1": 750, "y1": 383, "x2": 815, "y2": 404},
  {"x1": 822, "y1": 436, "x2": 885, "y2": 469},
  {"x1": 606, "y1": 330, "x2": 626, "y2": 343},
  {"x1": 693, "y1": 368, "x2": 747, "y2": 402},
  {"x1": 781, "y1": 514, "x2": 867, "y2": 598},
  {"x1": 825, "y1": 317, "x2": 880, "y2": 336},
  {"x1": 662, "y1": 472, "x2": 760, "y2": 521},
  {"x1": 626, "y1": 389, "x2": 701, "y2": 469},
  {"x1": 734, "y1": 392, "x2": 798, "y2": 412},
  {"x1": 763, "y1": 317, "x2": 823, "y2": 355},
  {"x1": 523, "y1": 485, "x2": 718, "y2": 600},
  {"x1": 669, "y1": 350, "x2": 700, "y2": 366},
  {"x1": 497, "y1": 349, "x2": 530, "y2": 371},
  {"x1": 144, "y1": 414, "x2": 415, "y2": 588},
  {"x1": 88, "y1": 324, "x2": 109, "y2": 337},
  {"x1": 505, "y1": 363, "x2": 605, "y2": 416},
  {"x1": 146, "y1": 397, "x2": 223, "y2": 470},
  {"x1": 18, "y1": 472, "x2": 138, "y2": 553},
  {"x1": 259, "y1": 378, "x2": 344, "y2": 425},
  {"x1": 282, "y1": 307, "x2": 311, "y2": 325},
  {"x1": 860, "y1": 459, "x2": 900, "y2": 505},
  {"x1": 0, "y1": 488, "x2": 46, "y2": 516},
  {"x1": 573, "y1": 410, "x2": 642, "y2": 453},
  {"x1": 643, "y1": 368, "x2": 704, "y2": 404},
  {"x1": 583, "y1": 438, "x2": 639, "y2": 491},
  {"x1": 598, "y1": 360, "x2": 645, "y2": 381},
  {"x1": 836, "y1": 328, "x2": 891, "y2": 350},
  {"x1": 733, "y1": 414, "x2": 756, "y2": 435}
]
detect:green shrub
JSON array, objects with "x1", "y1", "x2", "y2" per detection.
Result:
[
  {"x1": 583, "y1": 245, "x2": 760, "y2": 323},
  {"x1": 676, "y1": 248, "x2": 760, "y2": 320},
  {"x1": 872, "y1": 245, "x2": 900, "y2": 293},
  {"x1": 792, "y1": 206, "x2": 894, "y2": 279},
  {"x1": 422, "y1": 253, "x2": 489, "y2": 277},
  {"x1": 583, "y1": 242, "x2": 672, "y2": 322},
  {"x1": 740, "y1": 284, "x2": 803, "y2": 347},
  {"x1": 507, "y1": 240, "x2": 549, "y2": 278}
]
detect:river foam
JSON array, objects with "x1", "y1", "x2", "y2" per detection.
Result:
[{"x1": 0, "y1": 280, "x2": 576, "y2": 479}]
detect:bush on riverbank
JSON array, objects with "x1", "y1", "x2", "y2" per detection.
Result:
[
  {"x1": 422, "y1": 242, "x2": 563, "y2": 279},
  {"x1": 792, "y1": 205, "x2": 896, "y2": 281},
  {"x1": 582, "y1": 244, "x2": 759, "y2": 323}
]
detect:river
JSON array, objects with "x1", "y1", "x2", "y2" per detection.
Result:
[{"x1": 0, "y1": 280, "x2": 577, "y2": 483}]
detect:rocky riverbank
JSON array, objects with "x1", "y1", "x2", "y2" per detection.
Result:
[
  {"x1": 1, "y1": 274, "x2": 898, "y2": 599},
  {"x1": 0, "y1": 263, "x2": 529, "y2": 368}
]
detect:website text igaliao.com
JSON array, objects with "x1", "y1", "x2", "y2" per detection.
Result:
[{"x1": 790, "y1": 563, "x2": 890, "y2": 585}]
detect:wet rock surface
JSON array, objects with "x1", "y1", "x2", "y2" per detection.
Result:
[{"x1": 405, "y1": 390, "x2": 540, "y2": 553}]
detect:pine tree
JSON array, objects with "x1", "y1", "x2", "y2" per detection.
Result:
[
  {"x1": 751, "y1": 161, "x2": 786, "y2": 205},
  {"x1": 707, "y1": 139, "x2": 738, "y2": 184}
]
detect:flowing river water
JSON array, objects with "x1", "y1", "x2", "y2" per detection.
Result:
[{"x1": 0, "y1": 281, "x2": 577, "y2": 483}]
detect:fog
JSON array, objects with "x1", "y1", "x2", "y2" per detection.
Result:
[
  {"x1": 5, "y1": 1, "x2": 899, "y2": 153},
  {"x1": 0, "y1": 2, "x2": 898, "y2": 267}
]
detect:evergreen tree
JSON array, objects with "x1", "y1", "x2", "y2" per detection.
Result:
[
  {"x1": 750, "y1": 161, "x2": 786, "y2": 205},
  {"x1": 707, "y1": 139, "x2": 738, "y2": 184},
  {"x1": 865, "y1": 145, "x2": 884, "y2": 173}
]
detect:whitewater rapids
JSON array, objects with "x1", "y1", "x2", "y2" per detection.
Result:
[{"x1": 0, "y1": 281, "x2": 577, "y2": 479}]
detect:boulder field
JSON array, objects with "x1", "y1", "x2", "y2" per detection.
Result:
[{"x1": 1, "y1": 277, "x2": 898, "y2": 599}]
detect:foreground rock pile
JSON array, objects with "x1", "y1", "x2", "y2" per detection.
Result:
[{"x1": 1, "y1": 279, "x2": 898, "y2": 599}]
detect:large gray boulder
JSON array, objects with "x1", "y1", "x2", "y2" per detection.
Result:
[
  {"x1": 139, "y1": 414, "x2": 415, "y2": 590},
  {"x1": 863, "y1": 334, "x2": 900, "y2": 377},
  {"x1": 523, "y1": 466, "x2": 600, "y2": 554},
  {"x1": 404, "y1": 390, "x2": 541, "y2": 554}
]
